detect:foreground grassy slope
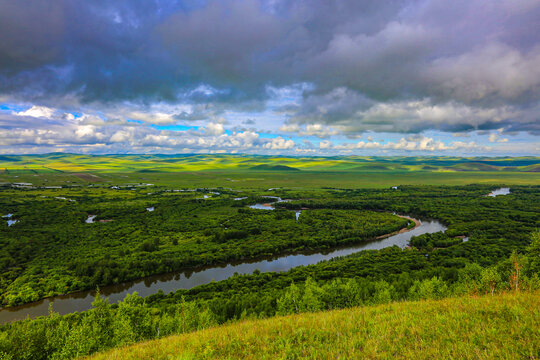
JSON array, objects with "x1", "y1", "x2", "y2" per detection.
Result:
[{"x1": 90, "y1": 291, "x2": 539, "y2": 360}]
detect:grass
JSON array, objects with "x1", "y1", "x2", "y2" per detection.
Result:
[
  {"x1": 2, "y1": 170, "x2": 540, "y2": 190},
  {"x1": 1, "y1": 154, "x2": 539, "y2": 189},
  {"x1": 89, "y1": 291, "x2": 540, "y2": 360},
  {"x1": 1, "y1": 154, "x2": 539, "y2": 173}
]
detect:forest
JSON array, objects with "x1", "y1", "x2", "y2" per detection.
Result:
[
  {"x1": 0, "y1": 185, "x2": 409, "y2": 306},
  {"x1": 0, "y1": 180, "x2": 538, "y2": 358}
]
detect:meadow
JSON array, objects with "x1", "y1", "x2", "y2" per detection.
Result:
[
  {"x1": 1, "y1": 154, "x2": 539, "y2": 190},
  {"x1": 89, "y1": 291, "x2": 540, "y2": 360}
]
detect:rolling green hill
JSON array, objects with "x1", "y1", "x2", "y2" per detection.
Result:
[
  {"x1": 249, "y1": 164, "x2": 301, "y2": 171},
  {"x1": 89, "y1": 291, "x2": 539, "y2": 360},
  {"x1": 0, "y1": 153, "x2": 539, "y2": 173},
  {"x1": 1, "y1": 154, "x2": 539, "y2": 189}
]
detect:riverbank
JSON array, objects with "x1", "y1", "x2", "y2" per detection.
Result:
[{"x1": 376, "y1": 214, "x2": 421, "y2": 239}]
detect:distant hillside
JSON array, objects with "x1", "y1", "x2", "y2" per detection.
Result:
[
  {"x1": 524, "y1": 164, "x2": 540, "y2": 172},
  {"x1": 90, "y1": 291, "x2": 539, "y2": 360},
  {"x1": 0, "y1": 156, "x2": 19, "y2": 162},
  {"x1": 0, "y1": 154, "x2": 538, "y2": 173},
  {"x1": 449, "y1": 162, "x2": 502, "y2": 171},
  {"x1": 250, "y1": 164, "x2": 300, "y2": 171}
]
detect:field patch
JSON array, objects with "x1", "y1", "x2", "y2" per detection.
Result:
[{"x1": 71, "y1": 173, "x2": 102, "y2": 181}]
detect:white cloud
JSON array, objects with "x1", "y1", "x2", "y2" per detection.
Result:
[
  {"x1": 127, "y1": 111, "x2": 177, "y2": 125},
  {"x1": 203, "y1": 122, "x2": 225, "y2": 136},
  {"x1": 77, "y1": 114, "x2": 107, "y2": 126},
  {"x1": 231, "y1": 130, "x2": 259, "y2": 148},
  {"x1": 300, "y1": 124, "x2": 339, "y2": 138},
  {"x1": 488, "y1": 133, "x2": 508, "y2": 143},
  {"x1": 0, "y1": 106, "x2": 531, "y2": 155},
  {"x1": 279, "y1": 123, "x2": 339, "y2": 138},
  {"x1": 328, "y1": 135, "x2": 489, "y2": 152},
  {"x1": 319, "y1": 140, "x2": 333, "y2": 149},
  {"x1": 15, "y1": 106, "x2": 55, "y2": 118},
  {"x1": 141, "y1": 134, "x2": 173, "y2": 146},
  {"x1": 110, "y1": 130, "x2": 132, "y2": 143},
  {"x1": 279, "y1": 124, "x2": 300, "y2": 132},
  {"x1": 75, "y1": 125, "x2": 107, "y2": 141},
  {"x1": 262, "y1": 137, "x2": 295, "y2": 150},
  {"x1": 64, "y1": 113, "x2": 75, "y2": 121}
]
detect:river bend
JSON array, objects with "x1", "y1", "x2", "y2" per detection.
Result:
[{"x1": 0, "y1": 212, "x2": 445, "y2": 323}]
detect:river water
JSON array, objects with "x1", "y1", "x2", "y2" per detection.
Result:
[
  {"x1": 487, "y1": 188, "x2": 511, "y2": 197},
  {"x1": 0, "y1": 205, "x2": 446, "y2": 323}
]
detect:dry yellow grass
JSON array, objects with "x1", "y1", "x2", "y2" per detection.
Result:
[{"x1": 88, "y1": 291, "x2": 539, "y2": 360}]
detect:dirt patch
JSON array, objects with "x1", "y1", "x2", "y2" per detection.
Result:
[{"x1": 71, "y1": 173, "x2": 102, "y2": 182}]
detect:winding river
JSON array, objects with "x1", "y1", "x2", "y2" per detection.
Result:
[{"x1": 0, "y1": 202, "x2": 446, "y2": 324}]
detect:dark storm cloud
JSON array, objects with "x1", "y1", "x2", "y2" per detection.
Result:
[
  {"x1": 0, "y1": 0, "x2": 539, "y2": 134},
  {"x1": 0, "y1": 0, "x2": 65, "y2": 71},
  {"x1": 0, "y1": 0, "x2": 184, "y2": 103}
]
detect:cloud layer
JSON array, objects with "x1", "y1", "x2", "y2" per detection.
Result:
[{"x1": 0, "y1": 0, "x2": 539, "y2": 154}]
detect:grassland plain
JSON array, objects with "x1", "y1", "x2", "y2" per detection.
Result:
[
  {"x1": 1, "y1": 154, "x2": 539, "y2": 189},
  {"x1": 5, "y1": 170, "x2": 540, "y2": 190},
  {"x1": 88, "y1": 291, "x2": 540, "y2": 360}
]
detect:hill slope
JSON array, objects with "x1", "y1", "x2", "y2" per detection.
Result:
[
  {"x1": 249, "y1": 164, "x2": 300, "y2": 171},
  {"x1": 89, "y1": 291, "x2": 539, "y2": 360}
]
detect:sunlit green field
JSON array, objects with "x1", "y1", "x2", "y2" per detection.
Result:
[
  {"x1": 0, "y1": 154, "x2": 538, "y2": 189},
  {"x1": 89, "y1": 291, "x2": 540, "y2": 360}
]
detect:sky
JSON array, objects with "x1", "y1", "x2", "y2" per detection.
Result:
[{"x1": 0, "y1": 0, "x2": 539, "y2": 156}]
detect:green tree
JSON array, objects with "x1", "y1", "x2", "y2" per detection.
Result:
[
  {"x1": 454, "y1": 262, "x2": 483, "y2": 295},
  {"x1": 409, "y1": 277, "x2": 449, "y2": 300},
  {"x1": 372, "y1": 280, "x2": 394, "y2": 304},
  {"x1": 114, "y1": 292, "x2": 154, "y2": 341},
  {"x1": 299, "y1": 277, "x2": 323, "y2": 312},
  {"x1": 525, "y1": 230, "x2": 540, "y2": 277},
  {"x1": 480, "y1": 267, "x2": 501, "y2": 296},
  {"x1": 54, "y1": 321, "x2": 96, "y2": 359},
  {"x1": 277, "y1": 282, "x2": 301, "y2": 315}
]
